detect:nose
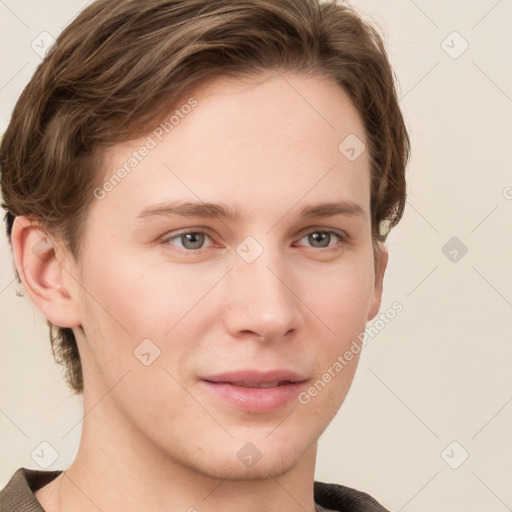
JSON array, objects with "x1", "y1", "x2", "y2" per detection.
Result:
[{"x1": 222, "y1": 238, "x2": 303, "y2": 342}]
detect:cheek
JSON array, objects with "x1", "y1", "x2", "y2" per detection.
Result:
[
  {"x1": 80, "y1": 249, "x2": 212, "y2": 339},
  {"x1": 76, "y1": 249, "x2": 228, "y2": 392},
  {"x1": 300, "y1": 260, "x2": 374, "y2": 405},
  {"x1": 302, "y1": 259, "x2": 375, "y2": 335}
]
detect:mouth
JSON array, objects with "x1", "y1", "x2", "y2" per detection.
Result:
[{"x1": 199, "y1": 369, "x2": 308, "y2": 413}]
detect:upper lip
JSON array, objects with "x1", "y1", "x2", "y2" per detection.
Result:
[{"x1": 201, "y1": 369, "x2": 307, "y2": 385}]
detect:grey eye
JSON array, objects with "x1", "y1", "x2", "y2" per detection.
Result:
[{"x1": 177, "y1": 232, "x2": 206, "y2": 250}]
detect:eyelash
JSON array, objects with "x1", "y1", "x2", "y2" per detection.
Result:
[{"x1": 160, "y1": 228, "x2": 347, "y2": 254}]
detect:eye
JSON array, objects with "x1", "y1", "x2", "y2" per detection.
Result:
[
  {"x1": 161, "y1": 228, "x2": 347, "y2": 253},
  {"x1": 296, "y1": 230, "x2": 345, "y2": 249},
  {"x1": 163, "y1": 230, "x2": 214, "y2": 251}
]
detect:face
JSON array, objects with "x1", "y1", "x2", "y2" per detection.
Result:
[{"x1": 66, "y1": 71, "x2": 385, "y2": 480}]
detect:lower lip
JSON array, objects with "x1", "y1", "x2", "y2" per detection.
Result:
[{"x1": 199, "y1": 380, "x2": 306, "y2": 413}]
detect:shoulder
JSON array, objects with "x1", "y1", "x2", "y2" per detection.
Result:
[
  {"x1": 0, "y1": 467, "x2": 62, "y2": 512},
  {"x1": 314, "y1": 480, "x2": 392, "y2": 512}
]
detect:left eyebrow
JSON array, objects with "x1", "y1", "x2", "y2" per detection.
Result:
[
  {"x1": 299, "y1": 201, "x2": 368, "y2": 221},
  {"x1": 136, "y1": 200, "x2": 368, "y2": 222}
]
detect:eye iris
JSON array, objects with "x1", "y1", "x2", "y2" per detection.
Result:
[
  {"x1": 181, "y1": 232, "x2": 205, "y2": 250},
  {"x1": 308, "y1": 232, "x2": 331, "y2": 248}
]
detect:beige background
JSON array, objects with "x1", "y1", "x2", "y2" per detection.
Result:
[{"x1": 1, "y1": 1, "x2": 511, "y2": 510}]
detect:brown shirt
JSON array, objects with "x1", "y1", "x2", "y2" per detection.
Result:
[{"x1": 0, "y1": 467, "x2": 391, "y2": 512}]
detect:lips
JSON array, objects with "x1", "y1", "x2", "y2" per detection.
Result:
[{"x1": 199, "y1": 369, "x2": 308, "y2": 413}]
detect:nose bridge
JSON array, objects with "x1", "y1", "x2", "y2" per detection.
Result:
[{"x1": 224, "y1": 235, "x2": 300, "y2": 339}]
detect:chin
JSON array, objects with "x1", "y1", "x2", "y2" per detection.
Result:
[
  {"x1": 191, "y1": 432, "x2": 314, "y2": 482},
  {"x1": 196, "y1": 451, "x2": 302, "y2": 482}
]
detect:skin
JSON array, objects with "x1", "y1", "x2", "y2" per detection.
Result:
[{"x1": 12, "y1": 71, "x2": 388, "y2": 512}]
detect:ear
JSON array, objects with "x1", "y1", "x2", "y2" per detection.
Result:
[
  {"x1": 367, "y1": 242, "x2": 389, "y2": 321},
  {"x1": 10, "y1": 216, "x2": 82, "y2": 328}
]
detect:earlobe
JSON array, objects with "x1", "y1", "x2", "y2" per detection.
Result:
[
  {"x1": 10, "y1": 216, "x2": 82, "y2": 328},
  {"x1": 367, "y1": 243, "x2": 389, "y2": 321}
]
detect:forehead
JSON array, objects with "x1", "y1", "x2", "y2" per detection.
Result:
[
  {"x1": 92, "y1": 72, "x2": 370, "y2": 227},
  {"x1": 182, "y1": 70, "x2": 367, "y2": 161}
]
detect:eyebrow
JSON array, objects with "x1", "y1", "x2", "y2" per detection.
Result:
[{"x1": 137, "y1": 200, "x2": 368, "y2": 222}]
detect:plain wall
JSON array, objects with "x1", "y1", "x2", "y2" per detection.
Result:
[{"x1": 1, "y1": 1, "x2": 511, "y2": 511}]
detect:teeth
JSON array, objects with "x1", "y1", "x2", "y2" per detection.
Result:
[{"x1": 230, "y1": 380, "x2": 282, "y2": 388}]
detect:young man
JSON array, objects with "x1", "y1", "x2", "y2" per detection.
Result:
[{"x1": 0, "y1": 0, "x2": 409, "y2": 511}]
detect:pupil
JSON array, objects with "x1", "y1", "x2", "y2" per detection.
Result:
[
  {"x1": 183, "y1": 233, "x2": 204, "y2": 249},
  {"x1": 310, "y1": 232, "x2": 329, "y2": 247}
]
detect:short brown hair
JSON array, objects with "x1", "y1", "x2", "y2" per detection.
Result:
[{"x1": 0, "y1": 0, "x2": 410, "y2": 394}]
